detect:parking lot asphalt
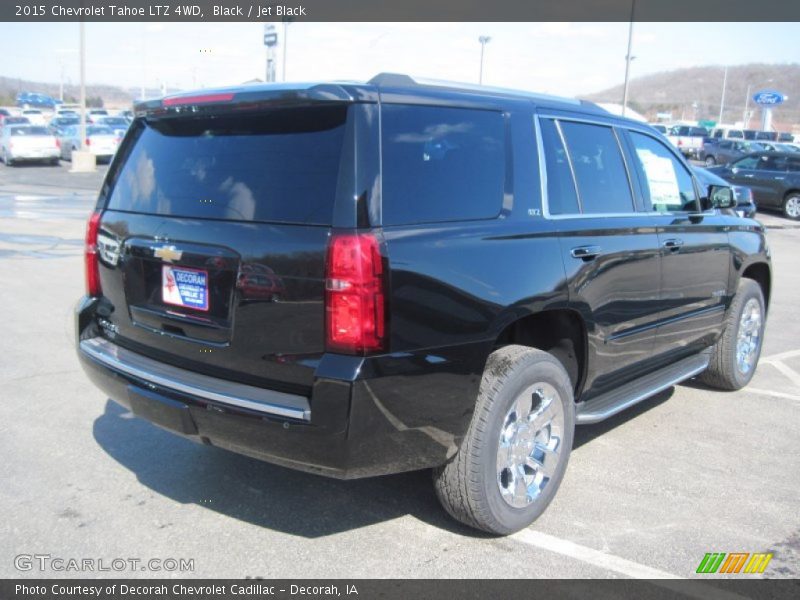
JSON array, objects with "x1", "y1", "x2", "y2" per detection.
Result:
[{"x1": 0, "y1": 161, "x2": 798, "y2": 581}]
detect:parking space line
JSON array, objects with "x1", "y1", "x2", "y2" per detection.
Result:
[
  {"x1": 762, "y1": 348, "x2": 800, "y2": 362},
  {"x1": 763, "y1": 361, "x2": 800, "y2": 389},
  {"x1": 511, "y1": 530, "x2": 750, "y2": 599},
  {"x1": 746, "y1": 387, "x2": 800, "y2": 402},
  {"x1": 512, "y1": 529, "x2": 679, "y2": 578}
]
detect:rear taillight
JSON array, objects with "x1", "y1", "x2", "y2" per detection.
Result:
[
  {"x1": 84, "y1": 211, "x2": 102, "y2": 297},
  {"x1": 85, "y1": 138, "x2": 90, "y2": 147},
  {"x1": 325, "y1": 233, "x2": 386, "y2": 354},
  {"x1": 55, "y1": 138, "x2": 60, "y2": 148}
]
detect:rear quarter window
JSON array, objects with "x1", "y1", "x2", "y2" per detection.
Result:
[{"x1": 380, "y1": 105, "x2": 505, "y2": 226}]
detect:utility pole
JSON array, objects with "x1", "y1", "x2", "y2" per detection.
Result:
[
  {"x1": 621, "y1": 0, "x2": 636, "y2": 117},
  {"x1": 718, "y1": 65, "x2": 728, "y2": 123},
  {"x1": 478, "y1": 36, "x2": 491, "y2": 84}
]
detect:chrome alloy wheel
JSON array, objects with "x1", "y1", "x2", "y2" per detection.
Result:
[
  {"x1": 736, "y1": 298, "x2": 762, "y2": 375},
  {"x1": 497, "y1": 382, "x2": 564, "y2": 508},
  {"x1": 785, "y1": 196, "x2": 800, "y2": 219}
]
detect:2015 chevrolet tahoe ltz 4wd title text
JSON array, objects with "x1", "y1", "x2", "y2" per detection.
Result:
[{"x1": 76, "y1": 74, "x2": 771, "y2": 534}]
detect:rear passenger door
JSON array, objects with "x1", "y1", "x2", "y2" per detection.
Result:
[
  {"x1": 538, "y1": 116, "x2": 661, "y2": 399},
  {"x1": 625, "y1": 130, "x2": 731, "y2": 361}
]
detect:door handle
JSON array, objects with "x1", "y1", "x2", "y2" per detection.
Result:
[
  {"x1": 663, "y1": 238, "x2": 684, "y2": 252},
  {"x1": 744, "y1": 174, "x2": 754, "y2": 178},
  {"x1": 570, "y1": 245, "x2": 601, "y2": 261}
]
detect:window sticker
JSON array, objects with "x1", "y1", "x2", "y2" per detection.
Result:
[{"x1": 636, "y1": 148, "x2": 681, "y2": 208}]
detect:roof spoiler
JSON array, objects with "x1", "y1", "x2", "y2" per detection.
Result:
[{"x1": 134, "y1": 83, "x2": 358, "y2": 117}]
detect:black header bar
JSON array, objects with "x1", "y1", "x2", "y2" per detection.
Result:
[{"x1": 3, "y1": 0, "x2": 800, "y2": 22}]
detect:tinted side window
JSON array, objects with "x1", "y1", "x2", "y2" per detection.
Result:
[
  {"x1": 559, "y1": 121, "x2": 634, "y2": 214},
  {"x1": 786, "y1": 157, "x2": 800, "y2": 172},
  {"x1": 733, "y1": 155, "x2": 759, "y2": 169},
  {"x1": 540, "y1": 118, "x2": 579, "y2": 215},
  {"x1": 381, "y1": 105, "x2": 504, "y2": 225},
  {"x1": 629, "y1": 131, "x2": 698, "y2": 212}
]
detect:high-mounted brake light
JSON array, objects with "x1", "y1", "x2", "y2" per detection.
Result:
[
  {"x1": 84, "y1": 211, "x2": 102, "y2": 297},
  {"x1": 325, "y1": 233, "x2": 386, "y2": 354},
  {"x1": 162, "y1": 92, "x2": 235, "y2": 107}
]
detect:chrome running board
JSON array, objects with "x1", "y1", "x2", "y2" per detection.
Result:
[{"x1": 576, "y1": 353, "x2": 710, "y2": 424}]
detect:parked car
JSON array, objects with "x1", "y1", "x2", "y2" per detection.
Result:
[
  {"x1": 86, "y1": 109, "x2": 110, "y2": 124},
  {"x1": 692, "y1": 166, "x2": 756, "y2": 218},
  {"x1": 667, "y1": 125, "x2": 709, "y2": 158},
  {"x1": 16, "y1": 92, "x2": 57, "y2": 110},
  {"x1": 755, "y1": 131, "x2": 778, "y2": 141},
  {"x1": 701, "y1": 139, "x2": 766, "y2": 166},
  {"x1": 709, "y1": 126, "x2": 745, "y2": 140},
  {"x1": 778, "y1": 132, "x2": 795, "y2": 143},
  {"x1": 48, "y1": 116, "x2": 80, "y2": 136},
  {"x1": 93, "y1": 116, "x2": 130, "y2": 137},
  {"x1": 759, "y1": 142, "x2": 800, "y2": 154},
  {"x1": 0, "y1": 108, "x2": 11, "y2": 123},
  {"x1": 0, "y1": 116, "x2": 31, "y2": 134},
  {"x1": 58, "y1": 125, "x2": 119, "y2": 162},
  {"x1": 0, "y1": 125, "x2": 60, "y2": 165},
  {"x1": 21, "y1": 109, "x2": 46, "y2": 126},
  {"x1": 649, "y1": 123, "x2": 668, "y2": 134},
  {"x1": 710, "y1": 151, "x2": 800, "y2": 220},
  {"x1": 76, "y1": 75, "x2": 771, "y2": 535}
]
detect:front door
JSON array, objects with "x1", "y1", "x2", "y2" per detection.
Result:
[{"x1": 626, "y1": 130, "x2": 731, "y2": 361}]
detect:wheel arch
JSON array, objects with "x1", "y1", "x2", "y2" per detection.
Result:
[
  {"x1": 740, "y1": 261, "x2": 771, "y2": 313},
  {"x1": 492, "y1": 308, "x2": 588, "y2": 401}
]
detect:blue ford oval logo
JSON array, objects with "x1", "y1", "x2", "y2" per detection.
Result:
[{"x1": 753, "y1": 90, "x2": 786, "y2": 106}]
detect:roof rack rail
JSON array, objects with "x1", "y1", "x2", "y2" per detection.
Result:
[{"x1": 367, "y1": 72, "x2": 582, "y2": 106}]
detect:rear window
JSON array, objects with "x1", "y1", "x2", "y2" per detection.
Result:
[
  {"x1": 381, "y1": 104, "x2": 505, "y2": 225},
  {"x1": 10, "y1": 126, "x2": 49, "y2": 136},
  {"x1": 88, "y1": 126, "x2": 113, "y2": 135},
  {"x1": 106, "y1": 106, "x2": 348, "y2": 225}
]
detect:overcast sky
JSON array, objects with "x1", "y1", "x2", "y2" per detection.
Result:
[{"x1": 0, "y1": 22, "x2": 797, "y2": 96}]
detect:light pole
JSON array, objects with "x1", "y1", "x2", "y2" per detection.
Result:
[
  {"x1": 282, "y1": 19, "x2": 293, "y2": 82},
  {"x1": 79, "y1": 22, "x2": 86, "y2": 148},
  {"x1": 621, "y1": 0, "x2": 636, "y2": 117},
  {"x1": 718, "y1": 65, "x2": 728, "y2": 123},
  {"x1": 478, "y1": 36, "x2": 491, "y2": 85},
  {"x1": 743, "y1": 83, "x2": 751, "y2": 127}
]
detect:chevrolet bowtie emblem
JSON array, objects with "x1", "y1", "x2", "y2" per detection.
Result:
[{"x1": 154, "y1": 245, "x2": 183, "y2": 263}]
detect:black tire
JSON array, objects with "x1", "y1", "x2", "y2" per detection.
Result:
[
  {"x1": 699, "y1": 278, "x2": 765, "y2": 391},
  {"x1": 782, "y1": 192, "x2": 800, "y2": 220},
  {"x1": 705, "y1": 155, "x2": 716, "y2": 167},
  {"x1": 433, "y1": 345, "x2": 575, "y2": 535}
]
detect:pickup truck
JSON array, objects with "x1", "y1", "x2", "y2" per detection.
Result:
[
  {"x1": 667, "y1": 125, "x2": 709, "y2": 159},
  {"x1": 76, "y1": 74, "x2": 771, "y2": 535}
]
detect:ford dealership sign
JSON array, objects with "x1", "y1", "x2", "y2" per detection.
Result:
[{"x1": 753, "y1": 90, "x2": 786, "y2": 106}]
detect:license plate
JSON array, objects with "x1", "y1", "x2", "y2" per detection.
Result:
[{"x1": 162, "y1": 265, "x2": 209, "y2": 311}]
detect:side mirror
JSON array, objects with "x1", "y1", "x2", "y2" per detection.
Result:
[{"x1": 710, "y1": 185, "x2": 735, "y2": 209}]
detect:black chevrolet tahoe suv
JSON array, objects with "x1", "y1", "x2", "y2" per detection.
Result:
[{"x1": 76, "y1": 74, "x2": 771, "y2": 534}]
